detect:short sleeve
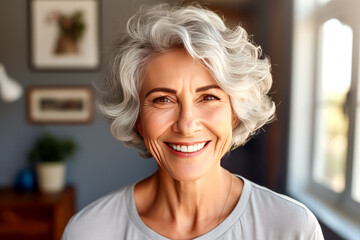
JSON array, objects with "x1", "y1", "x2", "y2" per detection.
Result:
[{"x1": 311, "y1": 222, "x2": 324, "y2": 240}]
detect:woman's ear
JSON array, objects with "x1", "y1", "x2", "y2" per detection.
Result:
[
  {"x1": 135, "y1": 116, "x2": 143, "y2": 137},
  {"x1": 231, "y1": 111, "x2": 239, "y2": 130}
]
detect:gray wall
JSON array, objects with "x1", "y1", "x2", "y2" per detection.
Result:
[{"x1": 0, "y1": 0, "x2": 175, "y2": 211}]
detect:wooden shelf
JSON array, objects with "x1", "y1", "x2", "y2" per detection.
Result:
[{"x1": 0, "y1": 186, "x2": 75, "y2": 240}]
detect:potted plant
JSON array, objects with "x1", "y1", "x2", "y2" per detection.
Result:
[{"x1": 29, "y1": 133, "x2": 77, "y2": 193}]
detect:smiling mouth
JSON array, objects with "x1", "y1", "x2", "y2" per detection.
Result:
[{"x1": 166, "y1": 142, "x2": 209, "y2": 153}]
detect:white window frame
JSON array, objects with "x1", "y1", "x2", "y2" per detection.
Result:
[{"x1": 288, "y1": 0, "x2": 360, "y2": 239}]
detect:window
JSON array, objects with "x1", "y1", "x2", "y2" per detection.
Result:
[
  {"x1": 353, "y1": 95, "x2": 360, "y2": 202},
  {"x1": 289, "y1": 0, "x2": 360, "y2": 238},
  {"x1": 313, "y1": 18, "x2": 353, "y2": 194}
]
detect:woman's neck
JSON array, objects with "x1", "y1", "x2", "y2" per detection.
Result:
[
  {"x1": 134, "y1": 167, "x2": 242, "y2": 239},
  {"x1": 159, "y1": 167, "x2": 228, "y2": 217}
]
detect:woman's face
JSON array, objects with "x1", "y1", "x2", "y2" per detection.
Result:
[{"x1": 137, "y1": 49, "x2": 237, "y2": 182}]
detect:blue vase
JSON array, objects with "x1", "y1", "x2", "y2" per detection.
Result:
[{"x1": 15, "y1": 167, "x2": 36, "y2": 192}]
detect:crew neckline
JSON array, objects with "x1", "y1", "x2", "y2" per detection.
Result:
[{"x1": 126, "y1": 175, "x2": 252, "y2": 240}]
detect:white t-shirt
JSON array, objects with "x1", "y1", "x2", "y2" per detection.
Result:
[{"x1": 62, "y1": 175, "x2": 324, "y2": 240}]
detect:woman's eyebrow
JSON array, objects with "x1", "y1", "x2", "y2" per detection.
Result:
[
  {"x1": 145, "y1": 85, "x2": 221, "y2": 97},
  {"x1": 145, "y1": 88, "x2": 176, "y2": 97},
  {"x1": 196, "y1": 84, "x2": 221, "y2": 92}
]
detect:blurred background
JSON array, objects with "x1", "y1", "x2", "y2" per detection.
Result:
[{"x1": 0, "y1": 0, "x2": 359, "y2": 239}]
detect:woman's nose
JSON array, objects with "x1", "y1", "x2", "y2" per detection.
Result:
[{"x1": 172, "y1": 103, "x2": 202, "y2": 136}]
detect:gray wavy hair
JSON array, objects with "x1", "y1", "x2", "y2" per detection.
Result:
[{"x1": 98, "y1": 4, "x2": 275, "y2": 157}]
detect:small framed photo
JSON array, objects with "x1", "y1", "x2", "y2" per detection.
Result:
[
  {"x1": 29, "y1": 0, "x2": 100, "y2": 70},
  {"x1": 27, "y1": 86, "x2": 94, "y2": 124}
]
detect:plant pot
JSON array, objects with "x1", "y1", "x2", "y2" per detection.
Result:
[{"x1": 36, "y1": 162, "x2": 66, "y2": 193}]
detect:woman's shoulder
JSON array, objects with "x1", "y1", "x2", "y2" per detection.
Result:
[
  {"x1": 61, "y1": 183, "x2": 135, "y2": 240},
  {"x1": 234, "y1": 176, "x2": 324, "y2": 239},
  {"x1": 247, "y1": 179, "x2": 315, "y2": 219},
  {"x1": 79, "y1": 184, "x2": 132, "y2": 215}
]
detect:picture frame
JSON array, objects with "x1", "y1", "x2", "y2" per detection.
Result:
[
  {"x1": 29, "y1": 0, "x2": 100, "y2": 70},
  {"x1": 27, "y1": 86, "x2": 94, "y2": 124}
]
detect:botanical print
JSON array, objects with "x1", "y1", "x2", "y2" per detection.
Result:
[
  {"x1": 31, "y1": 0, "x2": 99, "y2": 70},
  {"x1": 48, "y1": 11, "x2": 86, "y2": 55}
]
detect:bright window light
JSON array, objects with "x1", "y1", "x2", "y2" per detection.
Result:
[
  {"x1": 313, "y1": 18, "x2": 353, "y2": 193},
  {"x1": 317, "y1": 0, "x2": 332, "y2": 5},
  {"x1": 352, "y1": 102, "x2": 360, "y2": 202}
]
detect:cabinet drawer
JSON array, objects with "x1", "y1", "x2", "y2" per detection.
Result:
[
  {"x1": 0, "y1": 205, "x2": 52, "y2": 240},
  {"x1": 0, "y1": 186, "x2": 75, "y2": 240}
]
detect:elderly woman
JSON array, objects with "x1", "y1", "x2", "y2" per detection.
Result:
[{"x1": 62, "y1": 4, "x2": 323, "y2": 240}]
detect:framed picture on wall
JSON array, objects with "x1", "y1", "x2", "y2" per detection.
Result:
[
  {"x1": 27, "y1": 86, "x2": 94, "y2": 124},
  {"x1": 29, "y1": 0, "x2": 100, "y2": 70}
]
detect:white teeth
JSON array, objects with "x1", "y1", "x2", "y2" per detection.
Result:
[
  {"x1": 168, "y1": 142, "x2": 207, "y2": 153},
  {"x1": 181, "y1": 146, "x2": 187, "y2": 152}
]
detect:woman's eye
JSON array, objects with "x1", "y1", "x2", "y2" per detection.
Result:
[
  {"x1": 153, "y1": 96, "x2": 171, "y2": 103},
  {"x1": 202, "y1": 95, "x2": 219, "y2": 101}
]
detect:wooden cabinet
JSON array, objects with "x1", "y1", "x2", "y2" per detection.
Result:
[{"x1": 0, "y1": 186, "x2": 75, "y2": 240}]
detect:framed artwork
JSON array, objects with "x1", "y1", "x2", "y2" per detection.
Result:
[
  {"x1": 27, "y1": 86, "x2": 94, "y2": 124},
  {"x1": 29, "y1": 0, "x2": 100, "y2": 70}
]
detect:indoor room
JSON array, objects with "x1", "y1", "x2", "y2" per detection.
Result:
[{"x1": 0, "y1": 0, "x2": 359, "y2": 239}]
